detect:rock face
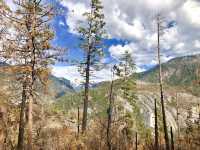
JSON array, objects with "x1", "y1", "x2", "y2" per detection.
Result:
[
  {"x1": 138, "y1": 93, "x2": 178, "y2": 130},
  {"x1": 136, "y1": 82, "x2": 200, "y2": 132}
]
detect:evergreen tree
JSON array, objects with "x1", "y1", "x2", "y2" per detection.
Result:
[
  {"x1": 117, "y1": 50, "x2": 137, "y2": 107},
  {"x1": 2, "y1": 1, "x2": 61, "y2": 149},
  {"x1": 78, "y1": 0, "x2": 106, "y2": 133},
  {"x1": 115, "y1": 50, "x2": 138, "y2": 146}
]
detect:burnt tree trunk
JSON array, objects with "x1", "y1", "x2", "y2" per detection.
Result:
[
  {"x1": 17, "y1": 82, "x2": 27, "y2": 150},
  {"x1": 154, "y1": 98, "x2": 159, "y2": 150},
  {"x1": 157, "y1": 15, "x2": 170, "y2": 150}
]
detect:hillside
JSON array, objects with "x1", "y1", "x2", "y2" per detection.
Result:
[
  {"x1": 48, "y1": 75, "x2": 75, "y2": 98},
  {"x1": 138, "y1": 54, "x2": 200, "y2": 96},
  {"x1": 0, "y1": 64, "x2": 75, "y2": 100},
  {"x1": 0, "y1": 55, "x2": 200, "y2": 149},
  {"x1": 53, "y1": 55, "x2": 200, "y2": 142}
]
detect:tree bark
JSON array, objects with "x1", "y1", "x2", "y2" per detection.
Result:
[
  {"x1": 170, "y1": 127, "x2": 174, "y2": 150},
  {"x1": 27, "y1": 3, "x2": 36, "y2": 148},
  {"x1": 82, "y1": 52, "x2": 91, "y2": 133},
  {"x1": 157, "y1": 15, "x2": 170, "y2": 150},
  {"x1": 77, "y1": 106, "x2": 80, "y2": 137},
  {"x1": 27, "y1": 95, "x2": 33, "y2": 150},
  {"x1": 154, "y1": 98, "x2": 159, "y2": 150},
  {"x1": 107, "y1": 78, "x2": 114, "y2": 150},
  {"x1": 135, "y1": 132, "x2": 138, "y2": 150},
  {"x1": 176, "y1": 93, "x2": 180, "y2": 150},
  {"x1": 17, "y1": 82, "x2": 27, "y2": 150}
]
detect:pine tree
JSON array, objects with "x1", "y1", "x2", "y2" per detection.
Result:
[
  {"x1": 2, "y1": 1, "x2": 61, "y2": 149},
  {"x1": 106, "y1": 65, "x2": 118, "y2": 150},
  {"x1": 117, "y1": 50, "x2": 137, "y2": 109},
  {"x1": 114, "y1": 50, "x2": 138, "y2": 147},
  {"x1": 78, "y1": 0, "x2": 106, "y2": 133}
]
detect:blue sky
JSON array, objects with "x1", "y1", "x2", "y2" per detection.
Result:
[
  {"x1": 51, "y1": 1, "x2": 130, "y2": 66},
  {"x1": 5, "y1": 0, "x2": 200, "y2": 84}
]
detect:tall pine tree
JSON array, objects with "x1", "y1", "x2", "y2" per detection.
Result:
[{"x1": 78, "y1": 0, "x2": 106, "y2": 133}]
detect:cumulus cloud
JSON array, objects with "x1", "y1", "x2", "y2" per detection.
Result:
[
  {"x1": 59, "y1": 0, "x2": 200, "y2": 79},
  {"x1": 180, "y1": 0, "x2": 200, "y2": 28},
  {"x1": 52, "y1": 65, "x2": 118, "y2": 86},
  {"x1": 109, "y1": 43, "x2": 138, "y2": 60},
  {"x1": 60, "y1": 1, "x2": 89, "y2": 34}
]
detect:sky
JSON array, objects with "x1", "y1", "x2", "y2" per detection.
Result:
[{"x1": 5, "y1": 0, "x2": 200, "y2": 85}]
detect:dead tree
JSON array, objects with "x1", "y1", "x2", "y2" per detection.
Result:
[
  {"x1": 156, "y1": 14, "x2": 170, "y2": 150},
  {"x1": 154, "y1": 98, "x2": 159, "y2": 150}
]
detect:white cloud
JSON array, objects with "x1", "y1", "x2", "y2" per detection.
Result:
[
  {"x1": 52, "y1": 66, "x2": 82, "y2": 86},
  {"x1": 175, "y1": 42, "x2": 185, "y2": 51},
  {"x1": 195, "y1": 40, "x2": 200, "y2": 48},
  {"x1": 60, "y1": 0, "x2": 200, "y2": 75},
  {"x1": 52, "y1": 65, "x2": 118, "y2": 85},
  {"x1": 181, "y1": 0, "x2": 200, "y2": 28},
  {"x1": 60, "y1": 1, "x2": 89, "y2": 34},
  {"x1": 108, "y1": 43, "x2": 138, "y2": 60},
  {"x1": 59, "y1": 21, "x2": 65, "y2": 26}
]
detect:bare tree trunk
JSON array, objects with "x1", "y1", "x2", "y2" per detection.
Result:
[
  {"x1": 157, "y1": 15, "x2": 170, "y2": 150},
  {"x1": 198, "y1": 104, "x2": 200, "y2": 146},
  {"x1": 17, "y1": 83, "x2": 27, "y2": 150},
  {"x1": 135, "y1": 132, "x2": 138, "y2": 150},
  {"x1": 28, "y1": 95, "x2": 33, "y2": 150},
  {"x1": 154, "y1": 98, "x2": 159, "y2": 150},
  {"x1": 107, "y1": 79, "x2": 114, "y2": 150},
  {"x1": 176, "y1": 93, "x2": 180, "y2": 150},
  {"x1": 82, "y1": 52, "x2": 91, "y2": 133},
  {"x1": 77, "y1": 106, "x2": 80, "y2": 137},
  {"x1": 170, "y1": 127, "x2": 174, "y2": 150}
]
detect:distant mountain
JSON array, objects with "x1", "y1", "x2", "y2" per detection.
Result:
[
  {"x1": 0, "y1": 63, "x2": 75, "y2": 99},
  {"x1": 48, "y1": 75, "x2": 75, "y2": 98},
  {"x1": 138, "y1": 54, "x2": 200, "y2": 96}
]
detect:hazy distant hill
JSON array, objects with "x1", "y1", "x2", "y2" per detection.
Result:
[{"x1": 48, "y1": 75, "x2": 75, "y2": 98}]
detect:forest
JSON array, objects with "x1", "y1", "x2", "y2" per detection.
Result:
[{"x1": 0, "y1": 0, "x2": 200, "y2": 150}]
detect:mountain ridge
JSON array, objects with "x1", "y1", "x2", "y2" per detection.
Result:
[{"x1": 137, "y1": 54, "x2": 200, "y2": 96}]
